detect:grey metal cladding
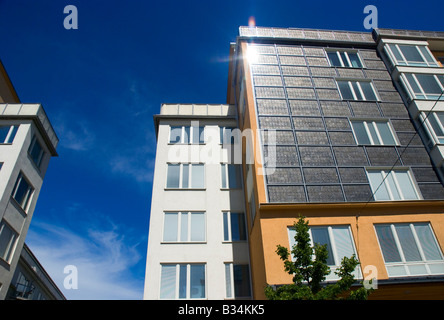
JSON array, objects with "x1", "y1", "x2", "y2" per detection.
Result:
[
  {"x1": 266, "y1": 167, "x2": 303, "y2": 184},
  {"x1": 268, "y1": 185, "x2": 306, "y2": 202},
  {"x1": 366, "y1": 146, "x2": 401, "y2": 166},
  {"x1": 343, "y1": 185, "x2": 374, "y2": 202},
  {"x1": 333, "y1": 147, "x2": 368, "y2": 166},
  {"x1": 303, "y1": 168, "x2": 339, "y2": 184},
  {"x1": 307, "y1": 185, "x2": 344, "y2": 202},
  {"x1": 299, "y1": 146, "x2": 335, "y2": 166}
]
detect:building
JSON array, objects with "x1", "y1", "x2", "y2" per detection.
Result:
[
  {"x1": 144, "y1": 104, "x2": 251, "y2": 299},
  {"x1": 5, "y1": 244, "x2": 66, "y2": 300},
  {"x1": 144, "y1": 26, "x2": 444, "y2": 300},
  {"x1": 0, "y1": 60, "x2": 60, "y2": 299}
]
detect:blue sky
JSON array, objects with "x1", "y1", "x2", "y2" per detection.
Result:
[{"x1": 0, "y1": 0, "x2": 442, "y2": 300}]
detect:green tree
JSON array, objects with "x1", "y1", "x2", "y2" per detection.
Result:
[{"x1": 265, "y1": 216, "x2": 373, "y2": 300}]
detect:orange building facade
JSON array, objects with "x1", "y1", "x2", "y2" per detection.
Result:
[{"x1": 227, "y1": 27, "x2": 444, "y2": 299}]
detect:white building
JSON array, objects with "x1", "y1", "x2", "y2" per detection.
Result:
[
  {"x1": 143, "y1": 104, "x2": 251, "y2": 300},
  {"x1": 0, "y1": 61, "x2": 59, "y2": 299}
]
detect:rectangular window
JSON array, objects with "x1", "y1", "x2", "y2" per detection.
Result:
[
  {"x1": 337, "y1": 80, "x2": 378, "y2": 101},
  {"x1": 223, "y1": 212, "x2": 247, "y2": 242},
  {"x1": 375, "y1": 223, "x2": 444, "y2": 277},
  {"x1": 288, "y1": 225, "x2": 360, "y2": 280},
  {"x1": 221, "y1": 164, "x2": 242, "y2": 189},
  {"x1": 327, "y1": 50, "x2": 363, "y2": 68},
  {"x1": 11, "y1": 173, "x2": 34, "y2": 211},
  {"x1": 28, "y1": 136, "x2": 45, "y2": 168},
  {"x1": 220, "y1": 127, "x2": 239, "y2": 145},
  {"x1": 350, "y1": 120, "x2": 398, "y2": 145},
  {"x1": 0, "y1": 125, "x2": 18, "y2": 144},
  {"x1": 166, "y1": 164, "x2": 205, "y2": 189},
  {"x1": 169, "y1": 126, "x2": 204, "y2": 144},
  {"x1": 366, "y1": 169, "x2": 421, "y2": 201},
  {"x1": 225, "y1": 263, "x2": 251, "y2": 299},
  {"x1": 0, "y1": 220, "x2": 18, "y2": 263},
  {"x1": 424, "y1": 112, "x2": 444, "y2": 144},
  {"x1": 386, "y1": 44, "x2": 438, "y2": 67},
  {"x1": 160, "y1": 264, "x2": 206, "y2": 299},
  {"x1": 403, "y1": 73, "x2": 444, "y2": 100},
  {"x1": 163, "y1": 212, "x2": 206, "y2": 242}
]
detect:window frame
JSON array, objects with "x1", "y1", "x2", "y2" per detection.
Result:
[
  {"x1": 224, "y1": 263, "x2": 252, "y2": 299},
  {"x1": 169, "y1": 125, "x2": 205, "y2": 144},
  {"x1": 222, "y1": 212, "x2": 247, "y2": 242},
  {"x1": 166, "y1": 163, "x2": 205, "y2": 189},
  {"x1": 375, "y1": 223, "x2": 444, "y2": 277},
  {"x1": 287, "y1": 225, "x2": 361, "y2": 281},
  {"x1": 11, "y1": 172, "x2": 34, "y2": 212},
  {"x1": 366, "y1": 168, "x2": 422, "y2": 201},
  {"x1": 336, "y1": 79, "x2": 379, "y2": 101},
  {"x1": 350, "y1": 119, "x2": 399, "y2": 146},
  {"x1": 422, "y1": 111, "x2": 444, "y2": 144},
  {"x1": 159, "y1": 263, "x2": 206, "y2": 299},
  {"x1": 28, "y1": 136, "x2": 45, "y2": 168},
  {"x1": 401, "y1": 73, "x2": 444, "y2": 100},
  {"x1": 0, "y1": 125, "x2": 18, "y2": 144},
  {"x1": 162, "y1": 211, "x2": 206, "y2": 243},
  {"x1": 0, "y1": 220, "x2": 19, "y2": 263},
  {"x1": 221, "y1": 163, "x2": 242, "y2": 189},
  {"x1": 326, "y1": 49, "x2": 364, "y2": 68},
  {"x1": 385, "y1": 44, "x2": 438, "y2": 67}
]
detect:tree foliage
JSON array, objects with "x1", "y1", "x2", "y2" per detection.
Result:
[{"x1": 265, "y1": 216, "x2": 373, "y2": 300}]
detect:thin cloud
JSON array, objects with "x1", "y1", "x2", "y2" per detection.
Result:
[{"x1": 26, "y1": 219, "x2": 144, "y2": 300}]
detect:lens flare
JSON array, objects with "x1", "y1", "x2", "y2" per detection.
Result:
[{"x1": 248, "y1": 16, "x2": 256, "y2": 27}]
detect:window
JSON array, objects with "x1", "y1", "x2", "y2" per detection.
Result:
[
  {"x1": 337, "y1": 80, "x2": 378, "y2": 101},
  {"x1": 350, "y1": 120, "x2": 398, "y2": 145},
  {"x1": 288, "y1": 225, "x2": 360, "y2": 280},
  {"x1": 0, "y1": 125, "x2": 18, "y2": 144},
  {"x1": 327, "y1": 50, "x2": 363, "y2": 68},
  {"x1": 385, "y1": 44, "x2": 438, "y2": 67},
  {"x1": 375, "y1": 223, "x2": 444, "y2": 277},
  {"x1": 0, "y1": 220, "x2": 18, "y2": 263},
  {"x1": 223, "y1": 212, "x2": 246, "y2": 242},
  {"x1": 163, "y1": 212, "x2": 205, "y2": 242},
  {"x1": 166, "y1": 164, "x2": 205, "y2": 189},
  {"x1": 220, "y1": 127, "x2": 239, "y2": 145},
  {"x1": 221, "y1": 164, "x2": 242, "y2": 189},
  {"x1": 28, "y1": 136, "x2": 45, "y2": 168},
  {"x1": 424, "y1": 112, "x2": 444, "y2": 144},
  {"x1": 11, "y1": 173, "x2": 34, "y2": 211},
  {"x1": 160, "y1": 264, "x2": 206, "y2": 299},
  {"x1": 366, "y1": 168, "x2": 421, "y2": 201},
  {"x1": 225, "y1": 263, "x2": 251, "y2": 299},
  {"x1": 169, "y1": 126, "x2": 204, "y2": 144},
  {"x1": 402, "y1": 73, "x2": 444, "y2": 100}
]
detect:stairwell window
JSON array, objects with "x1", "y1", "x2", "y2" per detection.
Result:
[
  {"x1": 221, "y1": 164, "x2": 242, "y2": 189},
  {"x1": 163, "y1": 212, "x2": 206, "y2": 242},
  {"x1": 366, "y1": 168, "x2": 421, "y2": 201},
  {"x1": 337, "y1": 80, "x2": 378, "y2": 101},
  {"x1": 0, "y1": 220, "x2": 18, "y2": 263},
  {"x1": 350, "y1": 120, "x2": 398, "y2": 145},
  {"x1": 223, "y1": 212, "x2": 247, "y2": 242},
  {"x1": 0, "y1": 125, "x2": 18, "y2": 144},
  {"x1": 169, "y1": 125, "x2": 205, "y2": 144},
  {"x1": 160, "y1": 264, "x2": 206, "y2": 299},
  {"x1": 166, "y1": 163, "x2": 205, "y2": 189},
  {"x1": 327, "y1": 50, "x2": 363, "y2": 68},
  {"x1": 375, "y1": 223, "x2": 444, "y2": 277},
  {"x1": 225, "y1": 263, "x2": 251, "y2": 299},
  {"x1": 11, "y1": 173, "x2": 34, "y2": 212}
]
